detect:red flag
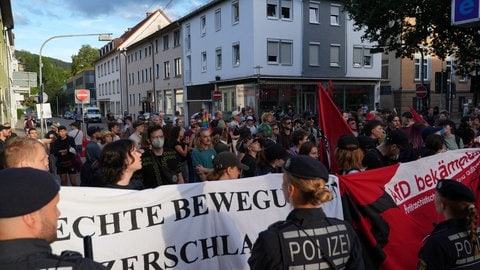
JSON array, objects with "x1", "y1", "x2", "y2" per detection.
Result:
[
  {"x1": 408, "y1": 106, "x2": 425, "y2": 124},
  {"x1": 327, "y1": 80, "x2": 334, "y2": 97},
  {"x1": 317, "y1": 82, "x2": 353, "y2": 173}
]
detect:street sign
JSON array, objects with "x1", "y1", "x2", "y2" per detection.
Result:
[
  {"x1": 75, "y1": 89, "x2": 90, "y2": 104},
  {"x1": 416, "y1": 85, "x2": 428, "y2": 99},
  {"x1": 213, "y1": 90, "x2": 222, "y2": 100},
  {"x1": 452, "y1": 0, "x2": 480, "y2": 26}
]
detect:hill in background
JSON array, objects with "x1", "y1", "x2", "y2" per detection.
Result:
[{"x1": 15, "y1": 50, "x2": 71, "y2": 72}]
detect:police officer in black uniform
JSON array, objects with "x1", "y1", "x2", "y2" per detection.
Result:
[
  {"x1": 248, "y1": 155, "x2": 365, "y2": 269},
  {"x1": 417, "y1": 179, "x2": 480, "y2": 270},
  {"x1": 0, "y1": 167, "x2": 106, "y2": 269}
]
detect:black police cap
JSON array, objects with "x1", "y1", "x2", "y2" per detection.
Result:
[
  {"x1": 0, "y1": 167, "x2": 60, "y2": 218},
  {"x1": 284, "y1": 155, "x2": 329, "y2": 180},
  {"x1": 436, "y1": 179, "x2": 476, "y2": 203}
]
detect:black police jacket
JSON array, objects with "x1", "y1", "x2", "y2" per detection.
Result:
[
  {"x1": 248, "y1": 207, "x2": 365, "y2": 270},
  {"x1": 418, "y1": 218, "x2": 480, "y2": 270},
  {"x1": 0, "y1": 238, "x2": 106, "y2": 270}
]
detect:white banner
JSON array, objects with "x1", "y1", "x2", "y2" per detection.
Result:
[{"x1": 52, "y1": 174, "x2": 342, "y2": 269}]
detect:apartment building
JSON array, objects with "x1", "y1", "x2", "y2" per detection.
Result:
[
  {"x1": 180, "y1": 0, "x2": 381, "y2": 118},
  {"x1": 95, "y1": 10, "x2": 171, "y2": 118},
  {"x1": 126, "y1": 22, "x2": 184, "y2": 120}
]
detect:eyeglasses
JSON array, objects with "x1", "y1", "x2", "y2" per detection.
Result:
[
  {"x1": 273, "y1": 127, "x2": 279, "y2": 130},
  {"x1": 285, "y1": 122, "x2": 292, "y2": 125}
]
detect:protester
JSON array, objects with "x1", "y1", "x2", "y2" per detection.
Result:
[
  {"x1": 101, "y1": 131, "x2": 114, "y2": 148},
  {"x1": 417, "y1": 179, "x2": 480, "y2": 269},
  {"x1": 128, "y1": 120, "x2": 145, "y2": 147},
  {"x1": 286, "y1": 128, "x2": 309, "y2": 157},
  {"x1": 169, "y1": 126, "x2": 190, "y2": 181},
  {"x1": 362, "y1": 119, "x2": 384, "y2": 143},
  {"x1": 422, "y1": 134, "x2": 446, "y2": 157},
  {"x1": 249, "y1": 155, "x2": 365, "y2": 269},
  {"x1": 240, "y1": 136, "x2": 261, "y2": 178},
  {"x1": 191, "y1": 128, "x2": 216, "y2": 182},
  {"x1": 385, "y1": 114, "x2": 401, "y2": 134},
  {"x1": 23, "y1": 114, "x2": 35, "y2": 134},
  {"x1": 2, "y1": 137, "x2": 49, "y2": 171},
  {"x1": 256, "y1": 143, "x2": 286, "y2": 175},
  {"x1": 99, "y1": 139, "x2": 144, "y2": 190},
  {"x1": 139, "y1": 125, "x2": 184, "y2": 187},
  {"x1": 298, "y1": 141, "x2": 319, "y2": 159},
  {"x1": 439, "y1": 120, "x2": 464, "y2": 150},
  {"x1": 348, "y1": 117, "x2": 359, "y2": 137},
  {"x1": 362, "y1": 129, "x2": 410, "y2": 170},
  {"x1": 278, "y1": 116, "x2": 293, "y2": 150},
  {"x1": 123, "y1": 115, "x2": 134, "y2": 138},
  {"x1": 108, "y1": 122, "x2": 121, "y2": 141},
  {"x1": 51, "y1": 125, "x2": 77, "y2": 186},
  {"x1": 68, "y1": 122, "x2": 84, "y2": 153},
  {"x1": 85, "y1": 126, "x2": 102, "y2": 164},
  {"x1": 0, "y1": 167, "x2": 107, "y2": 269},
  {"x1": 335, "y1": 133, "x2": 365, "y2": 174},
  {"x1": 206, "y1": 151, "x2": 248, "y2": 181}
]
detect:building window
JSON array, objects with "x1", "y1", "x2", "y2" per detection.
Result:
[
  {"x1": 201, "y1": 52, "x2": 207, "y2": 72},
  {"x1": 215, "y1": 9, "x2": 222, "y2": 31},
  {"x1": 200, "y1": 16, "x2": 207, "y2": 36},
  {"x1": 232, "y1": 43, "x2": 240, "y2": 66},
  {"x1": 174, "y1": 58, "x2": 182, "y2": 77},
  {"x1": 115, "y1": 56, "x2": 119, "y2": 71},
  {"x1": 309, "y1": 43, "x2": 320, "y2": 66},
  {"x1": 164, "y1": 61, "x2": 171, "y2": 79},
  {"x1": 232, "y1": 1, "x2": 240, "y2": 24},
  {"x1": 309, "y1": 3, "x2": 320, "y2": 24},
  {"x1": 353, "y1": 46, "x2": 372, "y2": 68},
  {"x1": 139, "y1": 49, "x2": 142, "y2": 59},
  {"x1": 163, "y1": 35, "x2": 169, "y2": 50},
  {"x1": 144, "y1": 47, "x2": 148, "y2": 58},
  {"x1": 173, "y1": 30, "x2": 180, "y2": 47},
  {"x1": 414, "y1": 56, "x2": 430, "y2": 81},
  {"x1": 185, "y1": 24, "x2": 191, "y2": 52},
  {"x1": 216, "y1": 48, "x2": 222, "y2": 69},
  {"x1": 330, "y1": 44, "x2": 340, "y2": 67},
  {"x1": 117, "y1": 79, "x2": 120, "y2": 93},
  {"x1": 156, "y1": 64, "x2": 160, "y2": 78},
  {"x1": 330, "y1": 5, "x2": 340, "y2": 26},
  {"x1": 382, "y1": 59, "x2": 389, "y2": 80},
  {"x1": 267, "y1": 0, "x2": 278, "y2": 18},
  {"x1": 281, "y1": 0, "x2": 292, "y2": 19},
  {"x1": 267, "y1": 39, "x2": 292, "y2": 65},
  {"x1": 155, "y1": 39, "x2": 159, "y2": 53}
]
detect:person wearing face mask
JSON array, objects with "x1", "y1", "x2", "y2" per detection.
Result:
[{"x1": 138, "y1": 125, "x2": 184, "y2": 188}]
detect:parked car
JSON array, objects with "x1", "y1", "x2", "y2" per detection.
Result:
[{"x1": 64, "y1": 111, "x2": 74, "y2": 119}]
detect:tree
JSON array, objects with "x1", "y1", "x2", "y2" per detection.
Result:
[
  {"x1": 341, "y1": 0, "x2": 480, "y2": 72},
  {"x1": 71, "y1": 45, "x2": 99, "y2": 75}
]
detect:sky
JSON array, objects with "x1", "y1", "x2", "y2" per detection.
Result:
[{"x1": 11, "y1": 0, "x2": 211, "y2": 62}]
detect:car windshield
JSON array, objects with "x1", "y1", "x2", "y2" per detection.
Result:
[{"x1": 88, "y1": 109, "x2": 100, "y2": 114}]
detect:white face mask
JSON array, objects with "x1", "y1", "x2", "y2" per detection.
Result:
[{"x1": 151, "y1": 138, "x2": 165, "y2": 149}]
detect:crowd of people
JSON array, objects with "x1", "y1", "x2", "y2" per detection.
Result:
[{"x1": 0, "y1": 104, "x2": 479, "y2": 269}]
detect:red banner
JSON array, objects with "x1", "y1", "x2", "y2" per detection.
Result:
[{"x1": 339, "y1": 149, "x2": 480, "y2": 269}]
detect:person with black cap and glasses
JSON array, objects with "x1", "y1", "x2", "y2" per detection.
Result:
[
  {"x1": 249, "y1": 155, "x2": 365, "y2": 269},
  {"x1": 417, "y1": 179, "x2": 480, "y2": 270},
  {"x1": 0, "y1": 167, "x2": 106, "y2": 269}
]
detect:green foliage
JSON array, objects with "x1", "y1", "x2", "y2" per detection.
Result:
[
  {"x1": 15, "y1": 50, "x2": 73, "y2": 115},
  {"x1": 341, "y1": 0, "x2": 480, "y2": 73},
  {"x1": 71, "y1": 45, "x2": 99, "y2": 75}
]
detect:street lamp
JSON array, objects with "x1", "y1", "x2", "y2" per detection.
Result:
[{"x1": 38, "y1": 33, "x2": 113, "y2": 135}]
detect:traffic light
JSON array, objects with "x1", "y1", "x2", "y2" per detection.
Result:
[{"x1": 435, "y1": 72, "x2": 447, "y2": 93}]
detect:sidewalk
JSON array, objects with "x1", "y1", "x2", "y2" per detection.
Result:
[{"x1": 14, "y1": 118, "x2": 25, "y2": 137}]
